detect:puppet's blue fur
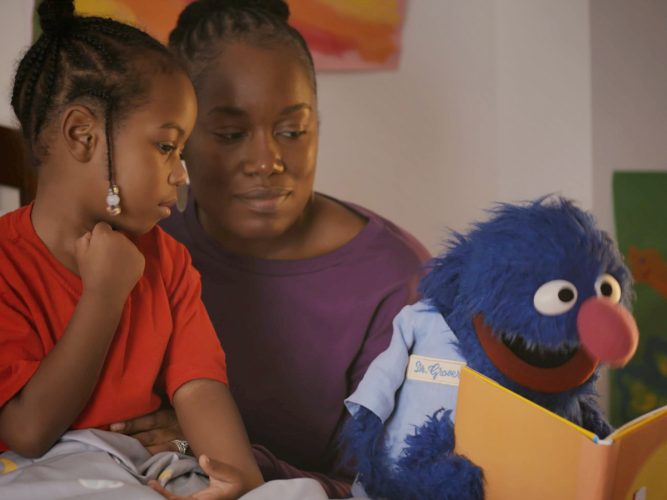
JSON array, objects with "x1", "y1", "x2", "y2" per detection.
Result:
[{"x1": 343, "y1": 197, "x2": 632, "y2": 499}]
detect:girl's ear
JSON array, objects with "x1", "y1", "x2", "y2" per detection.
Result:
[{"x1": 61, "y1": 105, "x2": 100, "y2": 162}]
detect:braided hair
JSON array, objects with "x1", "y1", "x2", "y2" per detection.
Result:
[
  {"x1": 12, "y1": 0, "x2": 185, "y2": 185},
  {"x1": 168, "y1": 0, "x2": 316, "y2": 93}
]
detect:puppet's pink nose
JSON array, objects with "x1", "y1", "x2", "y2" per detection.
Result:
[{"x1": 577, "y1": 297, "x2": 639, "y2": 367}]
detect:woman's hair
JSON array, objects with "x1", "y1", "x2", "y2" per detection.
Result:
[
  {"x1": 168, "y1": 0, "x2": 316, "y2": 93},
  {"x1": 12, "y1": 0, "x2": 184, "y2": 173}
]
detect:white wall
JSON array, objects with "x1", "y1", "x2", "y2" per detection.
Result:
[
  {"x1": 0, "y1": 0, "x2": 33, "y2": 128},
  {"x1": 0, "y1": 0, "x2": 33, "y2": 215},
  {"x1": 316, "y1": 1, "x2": 498, "y2": 252},
  {"x1": 317, "y1": 0, "x2": 593, "y2": 252},
  {"x1": 496, "y1": 1, "x2": 592, "y2": 208},
  {"x1": 591, "y1": 0, "x2": 667, "y2": 234}
]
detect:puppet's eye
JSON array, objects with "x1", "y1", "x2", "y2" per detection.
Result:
[
  {"x1": 533, "y1": 280, "x2": 578, "y2": 316},
  {"x1": 595, "y1": 274, "x2": 621, "y2": 303}
]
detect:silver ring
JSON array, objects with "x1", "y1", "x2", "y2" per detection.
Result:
[{"x1": 171, "y1": 439, "x2": 190, "y2": 455}]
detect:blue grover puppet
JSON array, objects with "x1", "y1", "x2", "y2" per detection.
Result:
[{"x1": 343, "y1": 197, "x2": 639, "y2": 500}]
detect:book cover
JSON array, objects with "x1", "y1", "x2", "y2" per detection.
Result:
[{"x1": 453, "y1": 367, "x2": 667, "y2": 500}]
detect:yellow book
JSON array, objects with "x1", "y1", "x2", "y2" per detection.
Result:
[{"x1": 454, "y1": 367, "x2": 667, "y2": 500}]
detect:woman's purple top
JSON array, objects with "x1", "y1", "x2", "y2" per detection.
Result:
[{"x1": 160, "y1": 195, "x2": 430, "y2": 496}]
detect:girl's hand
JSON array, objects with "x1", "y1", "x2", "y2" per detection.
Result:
[
  {"x1": 149, "y1": 455, "x2": 247, "y2": 500},
  {"x1": 75, "y1": 222, "x2": 145, "y2": 298},
  {"x1": 110, "y1": 408, "x2": 184, "y2": 454}
]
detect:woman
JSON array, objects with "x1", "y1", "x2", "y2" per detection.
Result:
[{"x1": 111, "y1": 1, "x2": 430, "y2": 496}]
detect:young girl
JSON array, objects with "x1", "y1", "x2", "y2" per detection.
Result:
[{"x1": 0, "y1": 1, "x2": 261, "y2": 498}]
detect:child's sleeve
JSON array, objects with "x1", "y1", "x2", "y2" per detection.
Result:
[
  {"x1": 158, "y1": 235, "x2": 228, "y2": 402},
  {"x1": 0, "y1": 291, "x2": 42, "y2": 408}
]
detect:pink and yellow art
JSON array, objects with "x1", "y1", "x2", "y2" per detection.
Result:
[
  {"x1": 288, "y1": 0, "x2": 406, "y2": 71},
  {"x1": 74, "y1": 0, "x2": 190, "y2": 45},
  {"x1": 70, "y1": 0, "x2": 406, "y2": 71}
]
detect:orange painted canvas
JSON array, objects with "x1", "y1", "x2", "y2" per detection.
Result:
[
  {"x1": 454, "y1": 367, "x2": 667, "y2": 500},
  {"x1": 288, "y1": 0, "x2": 406, "y2": 71},
  {"x1": 628, "y1": 246, "x2": 667, "y2": 301},
  {"x1": 73, "y1": 0, "x2": 190, "y2": 44},
  {"x1": 63, "y1": 0, "x2": 407, "y2": 71}
]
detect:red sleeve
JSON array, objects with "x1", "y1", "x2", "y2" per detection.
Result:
[
  {"x1": 0, "y1": 291, "x2": 42, "y2": 408},
  {"x1": 157, "y1": 232, "x2": 228, "y2": 401}
]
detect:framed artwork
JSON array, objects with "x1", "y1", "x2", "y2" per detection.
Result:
[
  {"x1": 611, "y1": 171, "x2": 667, "y2": 425},
  {"x1": 35, "y1": 0, "x2": 407, "y2": 71}
]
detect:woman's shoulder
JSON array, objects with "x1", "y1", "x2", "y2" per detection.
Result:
[{"x1": 320, "y1": 195, "x2": 431, "y2": 265}]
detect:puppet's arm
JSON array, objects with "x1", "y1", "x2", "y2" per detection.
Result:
[
  {"x1": 395, "y1": 409, "x2": 484, "y2": 500},
  {"x1": 342, "y1": 305, "x2": 418, "y2": 499}
]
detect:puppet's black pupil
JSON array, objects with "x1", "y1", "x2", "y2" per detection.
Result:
[
  {"x1": 558, "y1": 288, "x2": 575, "y2": 302},
  {"x1": 601, "y1": 282, "x2": 613, "y2": 296}
]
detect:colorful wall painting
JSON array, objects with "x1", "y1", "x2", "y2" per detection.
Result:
[
  {"x1": 612, "y1": 171, "x2": 667, "y2": 426},
  {"x1": 35, "y1": 0, "x2": 407, "y2": 72},
  {"x1": 287, "y1": 0, "x2": 406, "y2": 71}
]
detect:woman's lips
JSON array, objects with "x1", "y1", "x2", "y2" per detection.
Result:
[{"x1": 234, "y1": 187, "x2": 291, "y2": 214}]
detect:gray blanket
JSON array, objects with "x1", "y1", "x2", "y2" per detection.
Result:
[{"x1": 0, "y1": 429, "x2": 334, "y2": 499}]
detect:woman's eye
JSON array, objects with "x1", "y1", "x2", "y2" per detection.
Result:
[
  {"x1": 594, "y1": 274, "x2": 622, "y2": 303},
  {"x1": 533, "y1": 280, "x2": 578, "y2": 316},
  {"x1": 277, "y1": 130, "x2": 307, "y2": 139},
  {"x1": 158, "y1": 143, "x2": 176, "y2": 154}
]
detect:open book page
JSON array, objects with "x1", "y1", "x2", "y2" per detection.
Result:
[
  {"x1": 609, "y1": 404, "x2": 667, "y2": 441},
  {"x1": 454, "y1": 367, "x2": 614, "y2": 500},
  {"x1": 607, "y1": 408, "x2": 667, "y2": 500}
]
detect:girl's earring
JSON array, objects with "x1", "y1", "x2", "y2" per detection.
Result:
[{"x1": 106, "y1": 184, "x2": 121, "y2": 216}]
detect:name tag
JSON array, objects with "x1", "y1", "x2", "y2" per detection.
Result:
[{"x1": 406, "y1": 355, "x2": 466, "y2": 386}]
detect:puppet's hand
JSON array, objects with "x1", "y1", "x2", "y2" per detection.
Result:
[
  {"x1": 580, "y1": 397, "x2": 614, "y2": 439},
  {"x1": 110, "y1": 408, "x2": 185, "y2": 455},
  {"x1": 398, "y1": 409, "x2": 484, "y2": 500},
  {"x1": 149, "y1": 455, "x2": 246, "y2": 500},
  {"x1": 341, "y1": 407, "x2": 391, "y2": 497}
]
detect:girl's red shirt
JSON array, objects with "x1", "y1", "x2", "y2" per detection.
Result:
[{"x1": 0, "y1": 204, "x2": 228, "y2": 452}]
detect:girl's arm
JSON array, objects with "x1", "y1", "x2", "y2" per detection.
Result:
[
  {"x1": 172, "y1": 379, "x2": 263, "y2": 497},
  {"x1": 0, "y1": 223, "x2": 144, "y2": 457}
]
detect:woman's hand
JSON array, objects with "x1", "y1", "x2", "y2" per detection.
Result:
[
  {"x1": 149, "y1": 455, "x2": 247, "y2": 500},
  {"x1": 110, "y1": 408, "x2": 184, "y2": 454}
]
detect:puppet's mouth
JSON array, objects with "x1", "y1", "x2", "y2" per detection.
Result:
[
  {"x1": 474, "y1": 314, "x2": 598, "y2": 393},
  {"x1": 500, "y1": 335, "x2": 578, "y2": 368}
]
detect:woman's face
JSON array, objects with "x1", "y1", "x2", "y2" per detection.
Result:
[{"x1": 185, "y1": 43, "x2": 319, "y2": 242}]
